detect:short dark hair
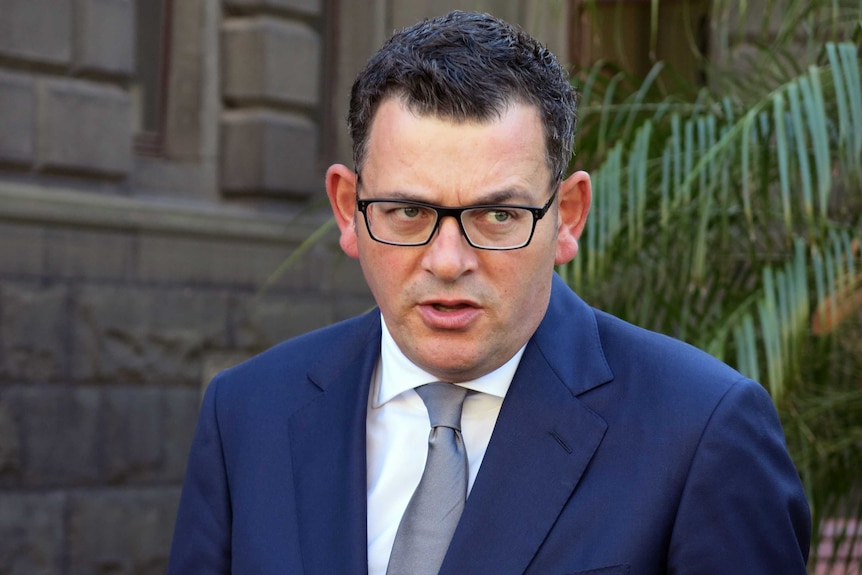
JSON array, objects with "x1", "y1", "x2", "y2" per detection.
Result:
[{"x1": 348, "y1": 10, "x2": 577, "y2": 180}]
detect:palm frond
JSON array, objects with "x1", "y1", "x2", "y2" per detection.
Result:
[{"x1": 561, "y1": 35, "x2": 862, "y2": 565}]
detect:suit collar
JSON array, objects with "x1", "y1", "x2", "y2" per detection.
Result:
[
  {"x1": 290, "y1": 310, "x2": 381, "y2": 574},
  {"x1": 530, "y1": 273, "x2": 614, "y2": 396},
  {"x1": 441, "y1": 274, "x2": 614, "y2": 574}
]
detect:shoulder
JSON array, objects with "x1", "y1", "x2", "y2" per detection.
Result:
[
  {"x1": 543, "y1": 276, "x2": 756, "y2": 409},
  {"x1": 582, "y1": 307, "x2": 770, "y2": 430},
  {"x1": 593, "y1": 308, "x2": 742, "y2": 386}
]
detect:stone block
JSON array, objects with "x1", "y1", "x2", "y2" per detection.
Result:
[
  {"x1": 329, "y1": 251, "x2": 373, "y2": 295},
  {"x1": 44, "y1": 227, "x2": 134, "y2": 281},
  {"x1": 162, "y1": 0, "x2": 219, "y2": 162},
  {"x1": 136, "y1": 234, "x2": 302, "y2": 288},
  {"x1": 93, "y1": 387, "x2": 200, "y2": 483},
  {"x1": 74, "y1": 0, "x2": 135, "y2": 76},
  {"x1": 201, "y1": 351, "x2": 250, "y2": 391},
  {"x1": 0, "y1": 284, "x2": 68, "y2": 382},
  {"x1": 224, "y1": 0, "x2": 322, "y2": 15},
  {"x1": 5, "y1": 387, "x2": 101, "y2": 486},
  {"x1": 161, "y1": 388, "x2": 203, "y2": 481},
  {"x1": 0, "y1": 222, "x2": 44, "y2": 277},
  {"x1": 333, "y1": 293, "x2": 376, "y2": 323},
  {"x1": 0, "y1": 491, "x2": 65, "y2": 575},
  {"x1": 330, "y1": 0, "x2": 388, "y2": 164},
  {"x1": 71, "y1": 286, "x2": 229, "y2": 384},
  {"x1": 136, "y1": 229, "x2": 333, "y2": 290},
  {"x1": 0, "y1": 71, "x2": 35, "y2": 165},
  {"x1": 221, "y1": 109, "x2": 319, "y2": 197},
  {"x1": 222, "y1": 17, "x2": 320, "y2": 107},
  {"x1": 251, "y1": 234, "x2": 342, "y2": 293},
  {"x1": 0, "y1": 0, "x2": 73, "y2": 65},
  {"x1": 36, "y1": 77, "x2": 132, "y2": 176},
  {"x1": 232, "y1": 292, "x2": 332, "y2": 351},
  {"x1": 102, "y1": 388, "x2": 163, "y2": 483},
  {"x1": 66, "y1": 487, "x2": 180, "y2": 575}
]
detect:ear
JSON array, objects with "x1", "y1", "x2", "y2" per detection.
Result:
[
  {"x1": 326, "y1": 164, "x2": 360, "y2": 259},
  {"x1": 554, "y1": 170, "x2": 592, "y2": 265}
]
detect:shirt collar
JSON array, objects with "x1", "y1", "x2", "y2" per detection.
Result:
[{"x1": 374, "y1": 314, "x2": 524, "y2": 408}]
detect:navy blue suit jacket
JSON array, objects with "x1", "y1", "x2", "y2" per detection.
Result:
[{"x1": 169, "y1": 274, "x2": 810, "y2": 574}]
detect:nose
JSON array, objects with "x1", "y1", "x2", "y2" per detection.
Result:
[{"x1": 420, "y1": 215, "x2": 478, "y2": 281}]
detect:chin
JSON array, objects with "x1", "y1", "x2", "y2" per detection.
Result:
[{"x1": 424, "y1": 357, "x2": 487, "y2": 382}]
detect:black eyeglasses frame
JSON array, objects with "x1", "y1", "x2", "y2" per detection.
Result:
[{"x1": 355, "y1": 188, "x2": 559, "y2": 251}]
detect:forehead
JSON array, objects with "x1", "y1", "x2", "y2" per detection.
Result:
[{"x1": 361, "y1": 98, "x2": 551, "y2": 199}]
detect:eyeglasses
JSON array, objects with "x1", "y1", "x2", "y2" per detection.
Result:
[{"x1": 356, "y1": 189, "x2": 558, "y2": 250}]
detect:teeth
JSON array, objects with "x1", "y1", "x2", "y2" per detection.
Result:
[{"x1": 433, "y1": 304, "x2": 463, "y2": 312}]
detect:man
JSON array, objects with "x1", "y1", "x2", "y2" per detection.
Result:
[{"x1": 169, "y1": 10, "x2": 810, "y2": 574}]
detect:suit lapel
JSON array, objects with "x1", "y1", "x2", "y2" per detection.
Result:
[
  {"x1": 285, "y1": 276, "x2": 613, "y2": 575},
  {"x1": 288, "y1": 312, "x2": 382, "y2": 575},
  {"x1": 441, "y1": 275, "x2": 614, "y2": 575}
]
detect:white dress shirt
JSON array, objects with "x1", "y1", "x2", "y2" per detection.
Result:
[{"x1": 366, "y1": 316, "x2": 525, "y2": 575}]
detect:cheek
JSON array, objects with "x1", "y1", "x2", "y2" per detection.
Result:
[
  {"x1": 358, "y1": 242, "x2": 412, "y2": 297},
  {"x1": 500, "y1": 249, "x2": 555, "y2": 310}
]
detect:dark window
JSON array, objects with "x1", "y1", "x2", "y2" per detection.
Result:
[{"x1": 133, "y1": 0, "x2": 172, "y2": 154}]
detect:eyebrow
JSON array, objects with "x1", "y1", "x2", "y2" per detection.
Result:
[{"x1": 363, "y1": 188, "x2": 538, "y2": 206}]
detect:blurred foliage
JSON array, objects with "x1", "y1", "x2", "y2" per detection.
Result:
[{"x1": 561, "y1": 0, "x2": 862, "y2": 568}]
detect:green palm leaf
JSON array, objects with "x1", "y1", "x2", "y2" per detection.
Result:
[{"x1": 562, "y1": 31, "x2": 862, "y2": 567}]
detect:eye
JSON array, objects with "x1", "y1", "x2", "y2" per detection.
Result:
[
  {"x1": 478, "y1": 209, "x2": 521, "y2": 224},
  {"x1": 398, "y1": 206, "x2": 422, "y2": 219},
  {"x1": 489, "y1": 210, "x2": 512, "y2": 223},
  {"x1": 378, "y1": 203, "x2": 434, "y2": 223}
]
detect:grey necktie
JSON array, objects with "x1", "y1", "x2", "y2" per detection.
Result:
[{"x1": 386, "y1": 382, "x2": 469, "y2": 575}]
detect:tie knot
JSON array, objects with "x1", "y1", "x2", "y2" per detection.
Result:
[{"x1": 415, "y1": 382, "x2": 468, "y2": 431}]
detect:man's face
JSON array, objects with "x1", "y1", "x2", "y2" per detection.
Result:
[{"x1": 327, "y1": 98, "x2": 590, "y2": 382}]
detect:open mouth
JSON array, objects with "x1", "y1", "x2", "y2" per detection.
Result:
[
  {"x1": 419, "y1": 300, "x2": 481, "y2": 330},
  {"x1": 432, "y1": 303, "x2": 471, "y2": 312}
]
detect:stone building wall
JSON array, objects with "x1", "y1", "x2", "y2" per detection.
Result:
[
  {"x1": 0, "y1": 0, "x2": 569, "y2": 572},
  {"x1": 0, "y1": 1, "x2": 373, "y2": 573},
  {"x1": 0, "y1": 208, "x2": 370, "y2": 574}
]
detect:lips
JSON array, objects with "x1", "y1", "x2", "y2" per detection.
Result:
[{"x1": 419, "y1": 299, "x2": 481, "y2": 330}]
